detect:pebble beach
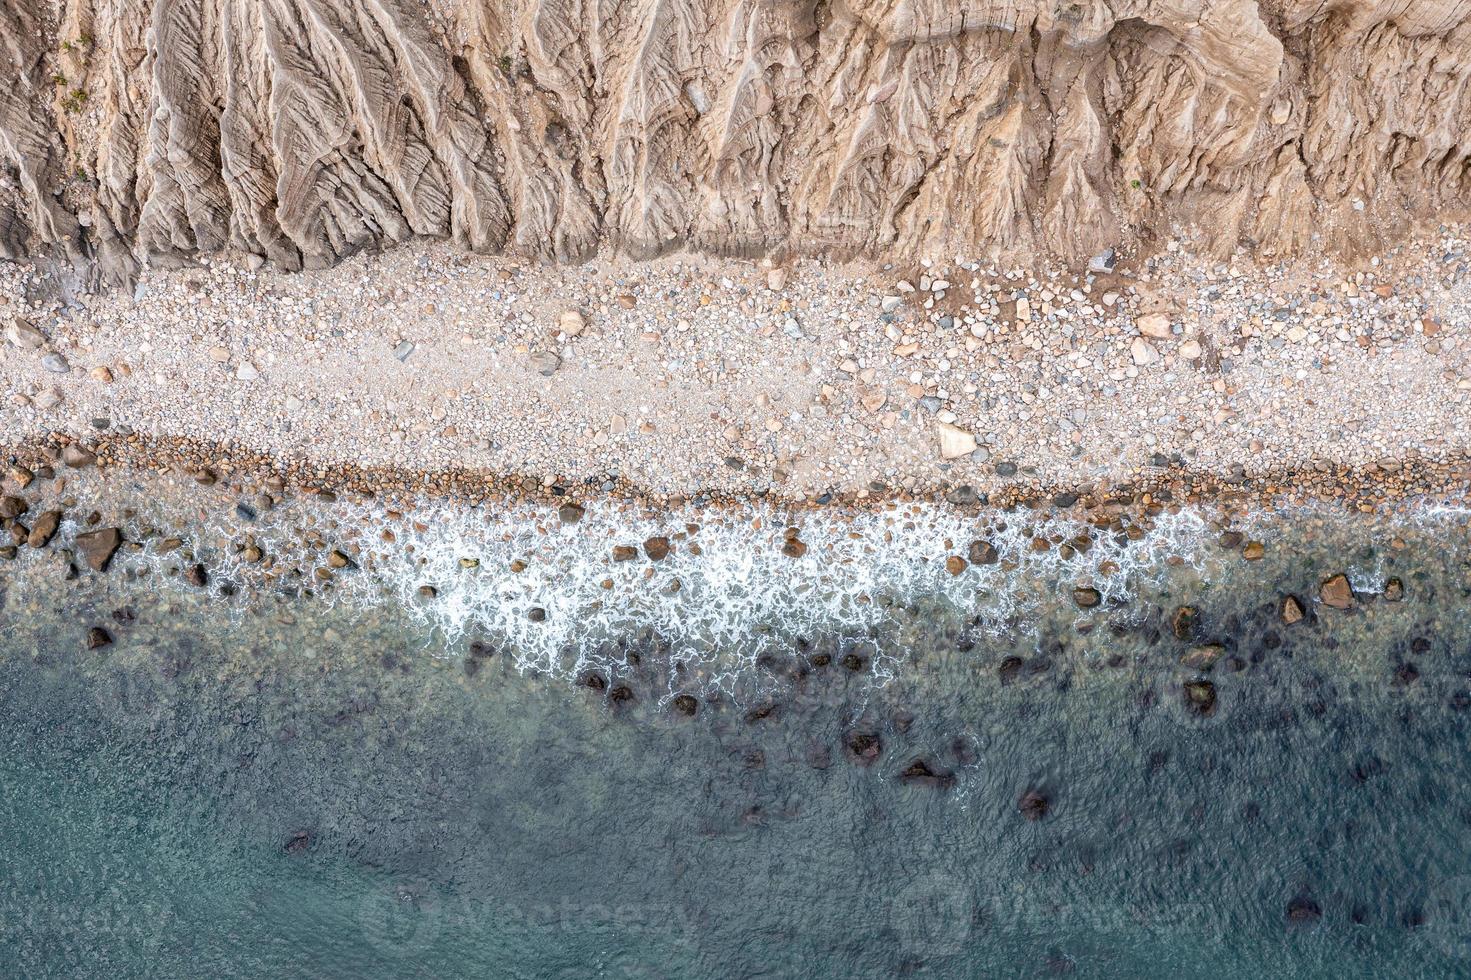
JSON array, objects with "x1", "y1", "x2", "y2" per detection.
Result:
[{"x1": 3, "y1": 232, "x2": 1470, "y2": 510}]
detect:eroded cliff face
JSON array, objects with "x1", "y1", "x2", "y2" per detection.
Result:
[{"x1": 3, "y1": 0, "x2": 1470, "y2": 285}]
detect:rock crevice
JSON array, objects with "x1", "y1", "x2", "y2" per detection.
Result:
[{"x1": 4, "y1": 0, "x2": 1469, "y2": 284}]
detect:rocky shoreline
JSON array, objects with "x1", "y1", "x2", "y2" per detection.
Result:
[{"x1": 5, "y1": 428, "x2": 1471, "y2": 521}]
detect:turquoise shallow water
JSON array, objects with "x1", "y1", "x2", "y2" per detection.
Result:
[{"x1": 2, "y1": 481, "x2": 1470, "y2": 978}]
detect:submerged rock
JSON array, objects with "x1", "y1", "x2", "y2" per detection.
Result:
[
  {"x1": 1286, "y1": 894, "x2": 1323, "y2": 926},
  {"x1": 1320, "y1": 574, "x2": 1355, "y2": 609},
  {"x1": 26, "y1": 510, "x2": 61, "y2": 548},
  {"x1": 967, "y1": 540, "x2": 1000, "y2": 565},
  {"x1": 85, "y1": 627, "x2": 112, "y2": 650},
  {"x1": 1181, "y1": 645, "x2": 1225, "y2": 670},
  {"x1": 1018, "y1": 789, "x2": 1050, "y2": 821},
  {"x1": 1183, "y1": 679, "x2": 1218, "y2": 717},
  {"x1": 1171, "y1": 606, "x2": 1198, "y2": 640},
  {"x1": 843, "y1": 729, "x2": 882, "y2": 765},
  {"x1": 1072, "y1": 586, "x2": 1101, "y2": 609},
  {"x1": 74, "y1": 528, "x2": 122, "y2": 572},
  {"x1": 898, "y1": 757, "x2": 956, "y2": 790}
]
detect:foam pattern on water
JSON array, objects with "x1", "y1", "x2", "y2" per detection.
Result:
[{"x1": 13, "y1": 490, "x2": 1466, "y2": 700}]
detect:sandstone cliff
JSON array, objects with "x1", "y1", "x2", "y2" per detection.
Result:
[{"x1": 3, "y1": 0, "x2": 1469, "y2": 285}]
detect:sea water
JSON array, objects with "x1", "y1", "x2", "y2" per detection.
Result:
[{"x1": 1, "y1": 475, "x2": 1469, "y2": 978}]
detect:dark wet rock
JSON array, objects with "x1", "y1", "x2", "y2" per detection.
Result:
[
  {"x1": 898, "y1": 757, "x2": 956, "y2": 789},
  {"x1": 1320, "y1": 573, "x2": 1355, "y2": 609},
  {"x1": 1280, "y1": 595, "x2": 1305, "y2": 625},
  {"x1": 0, "y1": 496, "x2": 25, "y2": 519},
  {"x1": 744, "y1": 702, "x2": 778, "y2": 723},
  {"x1": 1181, "y1": 645, "x2": 1225, "y2": 670},
  {"x1": 1018, "y1": 789, "x2": 1050, "y2": 821},
  {"x1": 1410, "y1": 636, "x2": 1431, "y2": 654},
  {"x1": 1182, "y1": 679, "x2": 1218, "y2": 716},
  {"x1": 26, "y1": 510, "x2": 61, "y2": 548},
  {"x1": 61, "y1": 445, "x2": 97, "y2": 468},
  {"x1": 950, "y1": 736, "x2": 977, "y2": 766},
  {"x1": 944, "y1": 484, "x2": 979, "y2": 506},
  {"x1": 643, "y1": 536, "x2": 671, "y2": 560},
  {"x1": 578, "y1": 671, "x2": 607, "y2": 691},
  {"x1": 781, "y1": 538, "x2": 808, "y2": 558},
  {"x1": 1052, "y1": 492, "x2": 1078, "y2": 508},
  {"x1": 1171, "y1": 606, "x2": 1198, "y2": 640},
  {"x1": 843, "y1": 729, "x2": 882, "y2": 765},
  {"x1": 671, "y1": 694, "x2": 699, "y2": 717},
  {"x1": 1383, "y1": 577, "x2": 1404, "y2": 602},
  {"x1": 608, "y1": 685, "x2": 634, "y2": 703},
  {"x1": 994, "y1": 461, "x2": 1018, "y2": 477},
  {"x1": 85, "y1": 627, "x2": 112, "y2": 650},
  {"x1": 527, "y1": 607, "x2": 547, "y2": 622},
  {"x1": 1286, "y1": 894, "x2": 1323, "y2": 926},
  {"x1": 417, "y1": 584, "x2": 436, "y2": 598},
  {"x1": 1072, "y1": 586, "x2": 1101, "y2": 609},
  {"x1": 809, "y1": 653, "x2": 831, "y2": 667},
  {"x1": 234, "y1": 502, "x2": 257, "y2": 521},
  {"x1": 74, "y1": 528, "x2": 122, "y2": 571},
  {"x1": 998, "y1": 656, "x2": 1024, "y2": 685},
  {"x1": 612, "y1": 545, "x2": 638, "y2": 561},
  {"x1": 967, "y1": 539, "x2": 1000, "y2": 565},
  {"x1": 1218, "y1": 530, "x2": 1244, "y2": 550},
  {"x1": 184, "y1": 563, "x2": 209, "y2": 588},
  {"x1": 284, "y1": 830, "x2": 311, "y2": 854},
  {"x1": 840, "y1": 652, "x2": 866, "y2": 671},
  {"x1": 1392, "y1": 662, "x2": 1420, "y2": 686},
  {"x1": 558, "y1": 502, "x2": 585, "y2": 524}
]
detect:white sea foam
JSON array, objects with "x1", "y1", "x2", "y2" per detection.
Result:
[
  {"x1": 217, "y1": 496, "x2": 1218, "y2": 696},
  {"x1": 18, "y1": 492, "x2": 1453, "y2": 699}
]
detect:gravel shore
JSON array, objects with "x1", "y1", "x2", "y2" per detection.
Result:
[{"x1": 3, "y1": 231, "x2": 1470, "y2": 505}]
